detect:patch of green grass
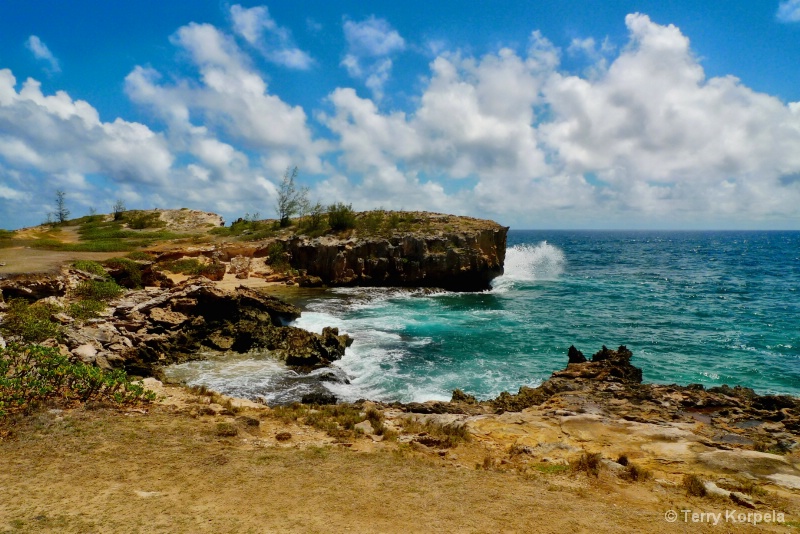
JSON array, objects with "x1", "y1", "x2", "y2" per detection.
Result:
[
  {"x1": 125, "y1": 251, "x2": 153, "y2": 261},
  {"x1": 72, "y1": 280, "x2": 124, "y2": 301},
  {"x1": 0, "y1": 299, "x2": 63, "y2": 343},
  {"x1": 72, "y1": 260, "x2": 108, "y2": 277},
  {"x1": 160, "y1": 258, "x2": 216, "y2": 276},
  {"x1": 67, "y1": 299, "x2": 108, "y2": 321},
  {"x1": 0, "y1": 229, "x2": 14, "y2": 239},
  {"x1": 0, "y1": 342, "x2": 155, "y2": 417},
  {"x1": 210, "y1": 217, "x2": 276, "y2": 241},
  {"x1": 533, "y1": 463, "x2": 570, "y2": 475}
]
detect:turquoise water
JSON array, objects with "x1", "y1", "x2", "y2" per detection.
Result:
[{"x1": 167, "y1": 231, "x2": 800, "y2": 403}]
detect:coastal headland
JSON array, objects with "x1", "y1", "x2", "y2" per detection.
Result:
[{"x1": 1, "y1": 208, "x2": 798, "y2": 532}]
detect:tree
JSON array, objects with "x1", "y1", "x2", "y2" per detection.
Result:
[
  {"x1": 54, "y1": 190, "x2": 70, "y2": 224},
  {"x1": 112, "y1": 199, "x2": 126, "y2": 221},
  {"x1": 275, "y1": 167, "x2": 308, "y2": 228}
]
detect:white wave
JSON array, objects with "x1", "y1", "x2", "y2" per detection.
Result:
[{"x1": 492, "y1": 241, "x2": 566, "y2": 292}]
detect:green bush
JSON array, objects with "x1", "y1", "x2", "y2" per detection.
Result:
[
  {"x1": 358, "y1": 210, "x2": 386, "y2": 235},
  {"x1": 73, "y1": 280, "x2": 124, "y2": 301},
  {"x1": 0, "y1": 299, "x2": 63, "y2": 343},
  {"x1": 327, "y1": 202, "x2": 357, "y2": 231},
  {"x1": 72, "y1": 260, "x2": 108, "y2": 277},
  {"x1": 123, "y1": 211, "x2": 166, "y2": 230},
  {"x1": 0, "y1": 343, "x2": 155, "y2": 417},
  {"x1": 104, "y1": 257, "x2": 144, "y2": 288},
  {"x1": 265, "y1": 242, "x2": 290, "y2": 272}
]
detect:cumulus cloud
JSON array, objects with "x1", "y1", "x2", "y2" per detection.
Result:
[
  {"x1": 341, "y1": 16, "x2": 406, "y2": 100},
  {"x1": 323, "y1": 13, "x2": 800, "y2": 226},
  {"x1": 25, "y1": 35, "x2": 61, "y2": 73},
  {"x1": 777, "y1": 0, "x2": 800, "y2": 22},
  {"x1": 122, "y1": 20, "x2": 329, "y2": 220},
  {"x1": 230, "y1": 4, "x2": 313, "y2": 69},
  {"x1": 125, "y1": 22, "x2": 325, "y2": 173},
  {"x1": 0, "y1": 69, "x2": 172, "y2": 184}
]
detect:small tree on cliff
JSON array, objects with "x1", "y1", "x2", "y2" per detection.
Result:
[
  {"x1": 275, "y1": 167, "x2": 308, "y2": 228},
  {"x1": 54, "y1": 190, "x2": 70, "y2": 224}
]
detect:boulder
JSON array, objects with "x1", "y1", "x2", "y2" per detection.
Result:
[{"x1": 553, "y1": 345, "x2": 642, "y2": 383}]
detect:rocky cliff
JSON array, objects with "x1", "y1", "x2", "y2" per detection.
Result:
[{"x1": 278, "y1": 213, "x2": 508, "y2": 292}]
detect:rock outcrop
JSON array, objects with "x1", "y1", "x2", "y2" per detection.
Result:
[
  {"x1": 273, "y1": 214, "x2": 508, "y2": 291},
  {"x1": 110, "y1": 281, "x2": 352, "y2": 376},
  {"x1": 0, "y1": 269, "x2": 353, "y2": 379}
]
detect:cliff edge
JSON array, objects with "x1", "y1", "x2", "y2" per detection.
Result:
[{"x1": 279, "y1": 212, "x2": 508, "y2": 292}]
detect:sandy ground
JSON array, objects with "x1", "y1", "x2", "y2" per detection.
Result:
[
  {"x1": 0, "y1": 248, "x2": 122, "y2": 276},
  {"x1": 1, "y1": 385, "x2": 796, "y2": 534}
]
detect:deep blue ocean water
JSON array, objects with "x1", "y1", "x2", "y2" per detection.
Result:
[{"x1": 166, "y1": 230, "x2": 800, "y2": 403}]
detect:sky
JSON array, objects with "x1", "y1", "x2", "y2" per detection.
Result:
[{"x1": 1, "y1": 1, "x2": 800, "y2": 230}]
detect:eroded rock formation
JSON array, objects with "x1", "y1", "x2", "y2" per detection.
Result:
[{"x1": 273, "y1": 216, "x2": 507, "y2": 291}]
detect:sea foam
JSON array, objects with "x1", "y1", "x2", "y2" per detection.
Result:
[{"x1": 492, "y1": 241, "x2": 566, "y2": 292}]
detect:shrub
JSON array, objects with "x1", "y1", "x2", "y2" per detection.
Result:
[
  {"x1": 572, "y1": 452, "x2": 603, "y2": 477},
  {"x1": 0, "y1": 343, "x2": 155, "y2": 417},
  {"x1": 104, "y1": 257, "x2": 144, "y2": 288},
  {"x1": 358, "y1": 210, "x2": 386, "y2": 235},
  {"x1": 399, "y1": 417, "x2": 471, "y2": 448},
  {"x1": 620, "y1": 463, "x2": 651, "y2": 482},
  {"x1": 0, "y1": 299, "x2": 63, "y2": 343},
  {"x1": 265, "y1": 242, "x2": 290, "y2": 272},
  {"x1": 327, "y1": 202, "x2": 356, "y2": 231},
  {"x1": 72, "y1": 260, "x2": 107, "y2": 277},
  {"x1": 683, "y1": 474, "x2": 707, "y2": 497},
  {"x1": 73, "y1": 280, "x2": 124, "y2": 301}
]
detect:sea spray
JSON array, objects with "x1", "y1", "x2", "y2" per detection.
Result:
[{"x1": 492, "y1": 241, "x2": 566, "y2": 292}]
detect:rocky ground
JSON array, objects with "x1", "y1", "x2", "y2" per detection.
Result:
[{"x1": 1, "y1": 209, "x2": 799, "y2": 531}]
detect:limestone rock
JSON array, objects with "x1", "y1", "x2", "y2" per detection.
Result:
[
  {"x1": 274, "y1": 214, "x2": 508, "y2": 292},
  {"x1": 72, "y1": 344, "x2": 98, "y2": 363},
  {"x1": 149, "y1": 307, "x2": 188, "y2": 327}
]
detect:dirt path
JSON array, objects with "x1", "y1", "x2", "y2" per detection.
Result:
[
  {"x1": 0, "y1": 248, "x2": 122, "y2": 276},
  {"x1": 1, "y1": 401, "x2": 793, "y2": 534}
]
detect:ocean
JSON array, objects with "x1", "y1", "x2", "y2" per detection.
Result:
[{"x1": 164, "y1": 230, "x2": 800, "y2": 404}]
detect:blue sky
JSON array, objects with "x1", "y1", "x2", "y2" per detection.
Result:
[{"x1": 2, "y1": 1, "x2": 800, "y2": 229}]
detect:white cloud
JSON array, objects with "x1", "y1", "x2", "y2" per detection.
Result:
[
  {"x1": 341, "y1": 17, "x2": 406, "y2": 100},
  {"x1": 777, "y1": 0, "x2": 800, "y2": 22},
  {"x1": 0, "y1": 69, "x2": 172, "y2": 184},
  {"x1": 25, "y1": 35, "x2": 61, "y2": 73},
  {"x1": 230, "y1": 4, "x2": 313, "y2": 69},
  {"x1": 324, "y1": 13, "x2": 800, "y2": 226},
  {"x1": 121, "y1": 21, "x2": 329, "y2": 221},
  {"x1": 126, "y1": 22, "x2": 326, "y2": 172},
  {"x1": 343, "y1": 17, "x2": 405, "y2": 57}
]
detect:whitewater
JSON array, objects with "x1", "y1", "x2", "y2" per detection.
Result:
[{"x1": 165, "y1": 230, "x2": 800, "y2": 404}]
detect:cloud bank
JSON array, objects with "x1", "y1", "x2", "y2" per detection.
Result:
[{"x1": 1, "y1": 10, "x2": 799, "y2": 229}]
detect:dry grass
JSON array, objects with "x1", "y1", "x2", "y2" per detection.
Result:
[{"x1": 0, "y1": 405, "x2": 717, "y2": 534}]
